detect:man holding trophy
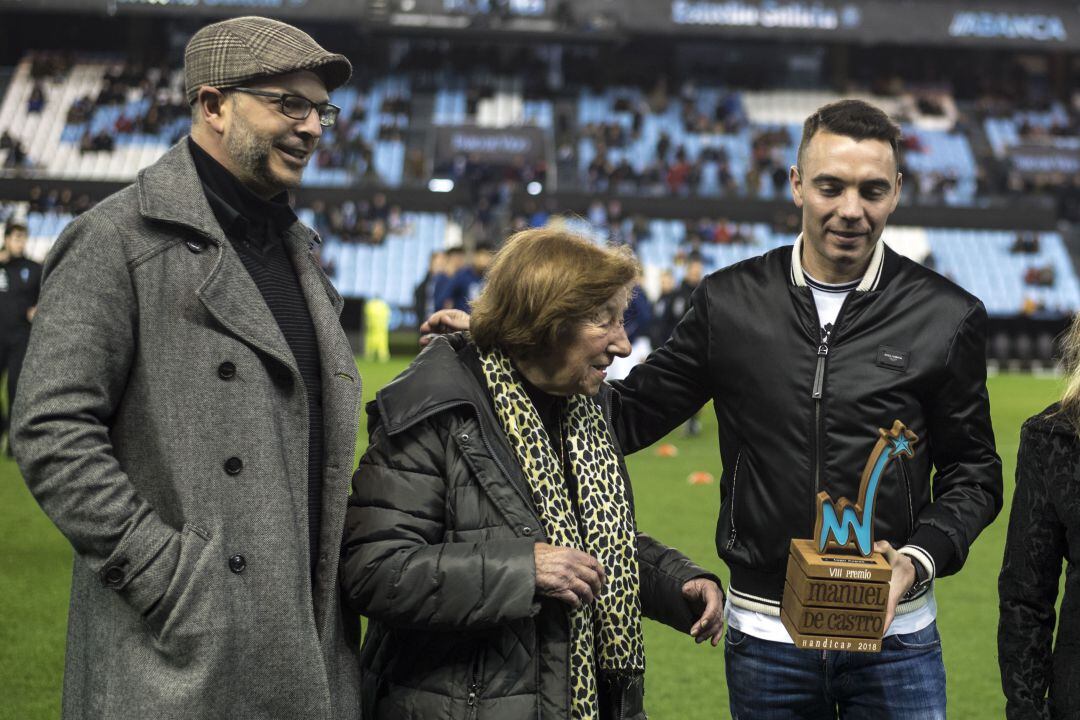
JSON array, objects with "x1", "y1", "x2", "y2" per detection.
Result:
[
  {"x1": 608, "y1": 99, "x2": 1003, "y2": 718},
  {"x1": 424, "y1": 99, "x2": 1002, "y2": 717}
]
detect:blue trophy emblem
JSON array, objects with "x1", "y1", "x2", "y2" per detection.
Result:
[{"x1": 813, "y1": 420, "x2": 919, "y2": 556}]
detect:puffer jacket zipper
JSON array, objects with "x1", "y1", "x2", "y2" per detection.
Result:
[
  {"x1": 391, "y1": 397, "x2": 543, "y2": 530},
  {"x1": 466, "y1": 648, "x2": 484, "y2": 718},
  {"x1": 470, "y1": 405, "x2": 545, "y2": 533}
]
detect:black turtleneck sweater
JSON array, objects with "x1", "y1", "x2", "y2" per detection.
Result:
[{"x1": 189, "y1": 138, "x2": 325, "y2": 581}]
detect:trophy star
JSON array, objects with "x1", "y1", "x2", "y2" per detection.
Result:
[{"x1": 890, "y1": 434, "x2": 912, "y2": 457}]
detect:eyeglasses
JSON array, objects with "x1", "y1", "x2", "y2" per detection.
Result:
[{"x1": 230, "y1": 87, "x2": 341, "y2": 127}]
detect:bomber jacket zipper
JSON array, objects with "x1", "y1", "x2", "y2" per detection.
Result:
[
  {"x1": 809, "y1": 293, "x2": 852, "y2": 529},
  {"x1": 811, "y1": 330, "x2": 830, "y2": 504},
  {"x1": 899, "y1": 457, "x2": 915, "y2": 538},
  {"x1": 725, "y1": 451, "x2": 742, "y2": 550}
]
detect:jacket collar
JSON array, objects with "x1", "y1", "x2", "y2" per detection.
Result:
[
  {"x1": 136, "y1": 139, "x2": 231, "y2": 246},
  {"x1": 136, "y1": 137, "x2": 314, "y2": 248},
  {"x1": 376, "y1": 334, "x2": 488, "y2": 435},
  {"x1": 376, "y1": 334, "x2": 613, "y2": 436},
  {"x1": 790, "y1": 233, "x2": 885, "y2": 292}
]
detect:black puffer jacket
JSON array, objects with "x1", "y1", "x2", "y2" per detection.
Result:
[
  {"x1": 612, "y1": 242, "x2": 1002, "y2": 610},
  {"x1": 341, "y1": 337, "x2": 716, "y2": 720},
  {"x1": 999, "y1": 404, "x2": 1080, "y2": 720}
]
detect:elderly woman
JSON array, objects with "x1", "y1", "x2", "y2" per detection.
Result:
[
  {"x1": 341, "y1": 228, "x2": 724, "y2": 719},
  {"x1": 998, "y1": 314, "x2": 1080, "y2": 719}
]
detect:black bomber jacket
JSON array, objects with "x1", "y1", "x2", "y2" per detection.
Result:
[{"x1": 612, "y1": 239, "x2": 1003, "y2": 613}]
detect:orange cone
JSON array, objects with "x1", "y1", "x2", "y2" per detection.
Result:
[{"x1": 656, "y1": 443, "x2": 679, "y2": 457}]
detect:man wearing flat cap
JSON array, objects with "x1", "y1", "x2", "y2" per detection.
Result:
[{"x1": 13, "y1": 17, "x2": 362, "y2": 719}]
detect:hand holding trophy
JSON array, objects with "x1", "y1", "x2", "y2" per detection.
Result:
[{"x1": 781, "y1": 420, "x2": 919, "y2": 653}]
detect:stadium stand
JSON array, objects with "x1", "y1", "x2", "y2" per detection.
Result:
[
  {"x1": 0, "y1": 57, "x2": 411, "y2": 186},
  {"x1": 0, "y1": 54, "x2": 983, "y2": 204},
  {"x1": 434, "y1": 74, "x2": 553, "y2": 128},
  {"x1": 10, "y1": 195, "x2": 1076, "y2": 325},
  {"x1": 0, "y1": 28, "x2": 1076, "y2": 364},
  {"x1": 573, "y1": 86, "x2": 979, "y2": 204}
]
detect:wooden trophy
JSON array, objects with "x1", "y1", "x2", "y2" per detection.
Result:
[{"x1": 780, "y1": 420, "x2": 918, "y2": 653}]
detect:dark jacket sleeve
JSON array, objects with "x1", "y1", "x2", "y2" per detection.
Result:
[
  {"x1": 340, "y1": 416, "x2": 539, "y2": 630},
  {"x1": 636, "y1": 532, "x2": 722, "y2": 633},
  {"x1": 998, "y1": 422, "x2": 1066, "y2": 720},
  {"x1": 911, "y1": 300, "x2": 1003, "y2": 577},
  {"x1": 612, "y1": 282, "x2": 713, "y2": 454}
]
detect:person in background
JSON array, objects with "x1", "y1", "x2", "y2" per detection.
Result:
[
  {"x1": 413, "y1": 249, "x2": 446, "y2": 331},
  {"x1": 650, "y1": 255, "x2": 705, "y2": 436},
  {"x1": 998, "y1": 312, "x2": 1080, "y2": 719},
  {"x1": 607, "y1": 274, "x2": 652, "y2": 381},
  {"x1": 442, "y1": 243, "x2": 494, "y2": 312},
  {"x1": 0, "y1": 219, "x2": 41, "y2": 457},
  {"x1": 363, "y1": 297, "x2": 391, "y2": 362},
  {"x1": 435, "y1": 245, "x2": 466, "y2": 310},
  {"x1": 650, "y1": 269, "x2": 677, "y2": 349}
]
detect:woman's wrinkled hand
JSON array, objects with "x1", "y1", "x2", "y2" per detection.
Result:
[
  {"x1": 419, "y1": 309, "x2": 471, "y2": 346},
  {"x1": 534, "y1": 542, "x2": 606, "y2": 608},
  {"x1": 682, "y1": 577, "x2": 725, "y2": 646}
]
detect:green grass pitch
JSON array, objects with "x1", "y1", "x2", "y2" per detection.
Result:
[{"x1": 0, "y1": 361, "x2": 1062, "y2": 718}]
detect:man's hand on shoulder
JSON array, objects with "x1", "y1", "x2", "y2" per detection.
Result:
[{"x1": 419, "y1": 309, "x2": 470, "y2": 347}]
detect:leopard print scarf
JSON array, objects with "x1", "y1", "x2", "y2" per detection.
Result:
[{"x1": 480, "y1": 346, "x2": 644, "y2": 720}]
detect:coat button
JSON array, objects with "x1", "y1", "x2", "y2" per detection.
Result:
[
  {"x1": 521, "y1": 526, "x2": 534, "y2": 536},
  {"x1": 186, "y1": 239, "x2": 205, "y2": 254},
  {"x1": 228, "y1": 554, "x2": 246, "y2": 574},
  {"x1": 103, "y1": 565, "x2": 125, "y2": 587},
  {"x1": 224, "y1": 457, "x2": 243, "y2": 475},
  {"x1": 218, "y1": 361, "x2": 236, "y2": 380},
  {"x1": 460, "y1": 433, "x2": 470, "y2": 442}
]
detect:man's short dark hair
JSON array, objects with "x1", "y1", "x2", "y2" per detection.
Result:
[{"x1": 797, "y1": 99, "x2": 902, "y2": 174}]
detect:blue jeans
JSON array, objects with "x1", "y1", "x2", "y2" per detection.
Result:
[{"x1": 725, "y1": 622, "x2": 946, "y2": 719}]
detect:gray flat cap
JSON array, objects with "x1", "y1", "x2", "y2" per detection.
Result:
[{"x1": 184, "y1": 16, "x2": 352, "y2": 104}]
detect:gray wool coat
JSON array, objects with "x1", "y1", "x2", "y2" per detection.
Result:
[{"x1": 12, "y1": 141, "x2": 363, "y2": 720}]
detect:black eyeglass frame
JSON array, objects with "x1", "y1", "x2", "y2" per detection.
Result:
[{"x1": 229, "y1": 87, "x2": 341, "y2": 127}]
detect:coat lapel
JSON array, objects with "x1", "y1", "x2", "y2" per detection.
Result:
[
  {"x1": 139, "y1": 141, "x2": 299, "y2": 375},
  {"x1": 197, "y1": 245, "x2": 299, "y2": 376}
]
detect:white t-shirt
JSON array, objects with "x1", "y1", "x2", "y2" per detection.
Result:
[
  {"x1": 724, "y1": 271, "x2": 937, "y2": 643},
  {"x1": 805, "y1": 273, "x2": 857, "y2": 335}
]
